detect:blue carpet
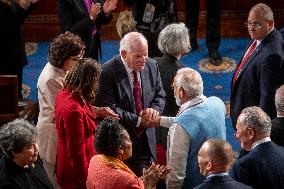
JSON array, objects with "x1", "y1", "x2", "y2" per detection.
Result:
[{"x1": 23, "y1": 38, "x2": 250, "y2": 151}]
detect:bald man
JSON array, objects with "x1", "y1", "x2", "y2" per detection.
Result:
[{"x1": 195, "y1": 139, "x2": 251, "y2": 189}]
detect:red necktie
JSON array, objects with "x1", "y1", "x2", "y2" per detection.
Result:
[
  {"x1": 133, "y1": 71, "x2": 144, "y2": 137},
  {"x1": 233, "y1": 41, "x2": 257, "y2": 86}
]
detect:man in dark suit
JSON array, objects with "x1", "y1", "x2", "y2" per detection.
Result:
[
  {"x1": 195, "y1": 139, "x2": 251, "y2": 189},
  {"x1": 95, "y1": 32, "x2": 165, "y2": 177},
  {"x1": 0, "y1": 0, "x2": 38, "y2": 98},
  {"x1": 230, "y1": 3, "x2": 284, "y2": 129},
  {"x1": 271, "y1": 85, "x2": 284, "y2": 146},
  {"x1": 57, "y1": 0, "x2": 117, "y2": 60},
  {"x1": 230, "y1": 106, "x2": 284, "y2": 189}
]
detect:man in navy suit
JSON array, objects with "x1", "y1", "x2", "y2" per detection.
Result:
[
  {"x1": 230, "y1": 3, "x2": 284, "y2": 129},
  {"x1": 271, "y1": 85, "x2": 284, "y2": 146},
  {"x1": 95, "y1": 32, "x2": 165, "y2": 177},
  {"x1": 195, "y1": 139, "x2": 251, "y2": 189},
  {"x1": 230, "y1": 106, "x2": 284, "y2": 189}
]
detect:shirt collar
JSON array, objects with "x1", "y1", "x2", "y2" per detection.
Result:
[
  {"x1": 251, "y1": 137, "x2": 271, "y2": 150},
  {"x1": 207, "y1": 172, "x2": 229, "y2": 178},
  {"x1": 178, "y1": 95, "x2": 207, "y2": 115},
  {"x1": 120, "y1": 54, "x2": 133, "y2": 74},
  {"x1": 256, "y1": 27, "x2": 274, "y2": 46}
]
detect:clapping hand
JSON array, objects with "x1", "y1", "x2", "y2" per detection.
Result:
[
  {"x1": 141, "y1": 162, "x2": 171, "y2": 188},
  {"x1": 103, "y1": 0, "x2": 117, "y2": 14},
  {"x1": 90, "y1": 3, "x2": 101, "y2": 21}
]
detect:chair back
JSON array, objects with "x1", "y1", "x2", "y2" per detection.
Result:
[{"x1": 0, "y1": 75, "x2": 19, "y2": 126}]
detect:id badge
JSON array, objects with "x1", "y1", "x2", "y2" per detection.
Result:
[{"x1": 143, "y1": 3, "x2": 155, "y2": 23}]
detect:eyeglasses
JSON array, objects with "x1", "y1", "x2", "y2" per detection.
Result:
[{"x1": 244, "y1": 21, "x2": 262, "y2": 29}]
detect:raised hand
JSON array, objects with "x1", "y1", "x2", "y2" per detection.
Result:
[
  {"x1": 103, "y1": 0, "x2": 117, "y2": 14},
  {"x1": 90, "y1": 3, "x2": 101, "y2": 21}
]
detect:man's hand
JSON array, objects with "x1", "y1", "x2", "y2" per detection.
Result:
[
  {"x1": 93, "y1": 107, "x2": 120, "y2": 120},
  {"x1": 140, "y1": 108, "x2": 160, "y2": 128},
  {"x1": 90, "y1": 3, "x2": 101, "y2": 21},
  {"x1": 103, "y1": 0, "x2": 117, "y2": 14}
]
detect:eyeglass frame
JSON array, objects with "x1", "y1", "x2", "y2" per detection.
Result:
[{"x1": 244, "y1": 20, "x2": 263, "y2": 29}]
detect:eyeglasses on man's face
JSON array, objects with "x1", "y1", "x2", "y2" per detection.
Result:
[{"x1": 244, "y1": 21, "x2": 263, "y2": 29}]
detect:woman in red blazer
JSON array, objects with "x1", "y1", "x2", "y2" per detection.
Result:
[{"x1": 55, "y1": 58, "x2": 101, "y2": 189}]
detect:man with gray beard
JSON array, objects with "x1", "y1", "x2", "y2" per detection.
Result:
[{"x1": 149, "y1": 68, "x2": 226, "y2": 188}]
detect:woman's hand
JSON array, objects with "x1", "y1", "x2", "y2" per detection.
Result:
[
  {"x1": 141, "y1": 162, "x2": 171, "y2": 189},
  {"x1": 93, "y1": 106, "x2": 120, "y2": 120}
]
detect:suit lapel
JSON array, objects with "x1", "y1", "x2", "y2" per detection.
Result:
[
  {"x1": 116, "y1": 57, "x2": 136, "y2": 112},
  {"x1": 233, "y1": 29, "x2": 277, "y2": 91},
  {"x1": 71, "y1": 0, "x2": 89, "y2": 15}
]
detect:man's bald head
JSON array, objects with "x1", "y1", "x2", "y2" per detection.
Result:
[{"x1": 198, "y1": 139, "x2": 235, "y2": 176}]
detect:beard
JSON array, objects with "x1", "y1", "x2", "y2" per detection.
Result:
[{"x1": 175, "y1": 95, "x2": 182, "y2": 107}]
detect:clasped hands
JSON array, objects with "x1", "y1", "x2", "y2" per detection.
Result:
[
  {"x1": 141, "y1": 162, "x2": 171, "y2": 189},
  {"x1": 89, "y1": 0, "x2": 117, "y2": 20},
  {"x1": 140, "y1": 108, "x2": 161, "y2": 128}
]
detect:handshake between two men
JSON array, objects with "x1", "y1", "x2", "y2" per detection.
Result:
[{"x1": 140, "y1": 108, "x2": 161, "y2": 128}]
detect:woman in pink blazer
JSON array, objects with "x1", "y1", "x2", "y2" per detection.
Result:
[{"x1": 55, "y1": 58, "x2": 101, "y2": 189}]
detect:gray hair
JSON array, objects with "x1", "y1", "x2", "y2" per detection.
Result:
[
  {"x1": 250, "y1": 3, "x2": 274, "y2": 21},
  {"x1": 157, "y1": 23, "x2": 191, "y2": 56},
  {"x1": 175, "y1": 68, "x2": 203, "y2": 98},
  {"x1": 275, "y1": 85, "x2": 284, "y2": 112},
  {"x1": 0, "y1": 119, "x2": 38, "y2": 158},
  {"x1": 119, "y1": 32, "x2": 148, "y2": 52},
  {"x1": 239, "y1": 106, "x2": 271, "y2": 135}
]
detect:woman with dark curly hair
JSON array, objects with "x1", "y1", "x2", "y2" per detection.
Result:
[
  {"x1": 37, "y1": 32, "x2": 118, "y2": 188},
  {"x1": 37, "y1": 31, "x2": 85, "y2": 188},
  {"x1": 55, "y1": 58, "x2": 102, "y2": 189},
  {"x1": 86, "y1": 118, "x2": 171, "y2": 189}
]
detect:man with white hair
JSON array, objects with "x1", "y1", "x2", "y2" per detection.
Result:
[
  {"x1": 150, "y1": 68, "x2": 226, "y2": 188},
  {"x1": 95, "y1": 31, "x2": 165, "y2": 177},
  {"x1": 230, "y1": 106, "x2": 284, "y2": 189}
]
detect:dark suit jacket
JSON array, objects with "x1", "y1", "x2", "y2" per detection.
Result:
[
  {"x1": 230, "y1": 29, "x2": 284, "y2": 128},
  {"x1": 155, "y1": 54, "x2": 183, "y2": 148},
  {"x1": 194, "y1": 175, "x2": 252, "y2": 189},
  {"x1": 230, "y1": 141, "x2": 284, "y2": 189},
  {"x1": 271, "y1": 116, "x2": 284, "y2": 147},
  {"x1": 0, "y1": 155, "x2": 53, "y2": 189},
  {"x1": 95, "y1": 55, "x2": 165, "y2": 160},
  {"x1": 57, "y1": 0, "x2": 112, "y2": 59},
  {"x1": 0, "y1": 1, "x2": 36, "y2": 97}
]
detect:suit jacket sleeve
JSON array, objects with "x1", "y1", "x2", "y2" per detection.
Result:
[
  {"x1": 229, "y1": 162, "x2": 249, "y2": 186},
  {"x1": 149, "y1": 63, "x2": 165, "y2": 114},
  {"x1": 259, "y1": 53, "x2": 282, "y2": 118},
  {"x1": 57, "y1": 0, "x2": 112, "y2": 35}
]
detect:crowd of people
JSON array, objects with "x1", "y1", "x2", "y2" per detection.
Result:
[{"x1": 1, "y1": 1, "x2": 284, "y2": 189}]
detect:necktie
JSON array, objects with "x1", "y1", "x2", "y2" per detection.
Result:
[
  {"x1": 233, "y1": 40, "x2": 257, "y2": 86},
  {"x1": 84, "y1": 0, "x2": 97, "y2": 36},
  {"x1": 133, "y1": 71, "x2": 144, "y2": 137}
]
